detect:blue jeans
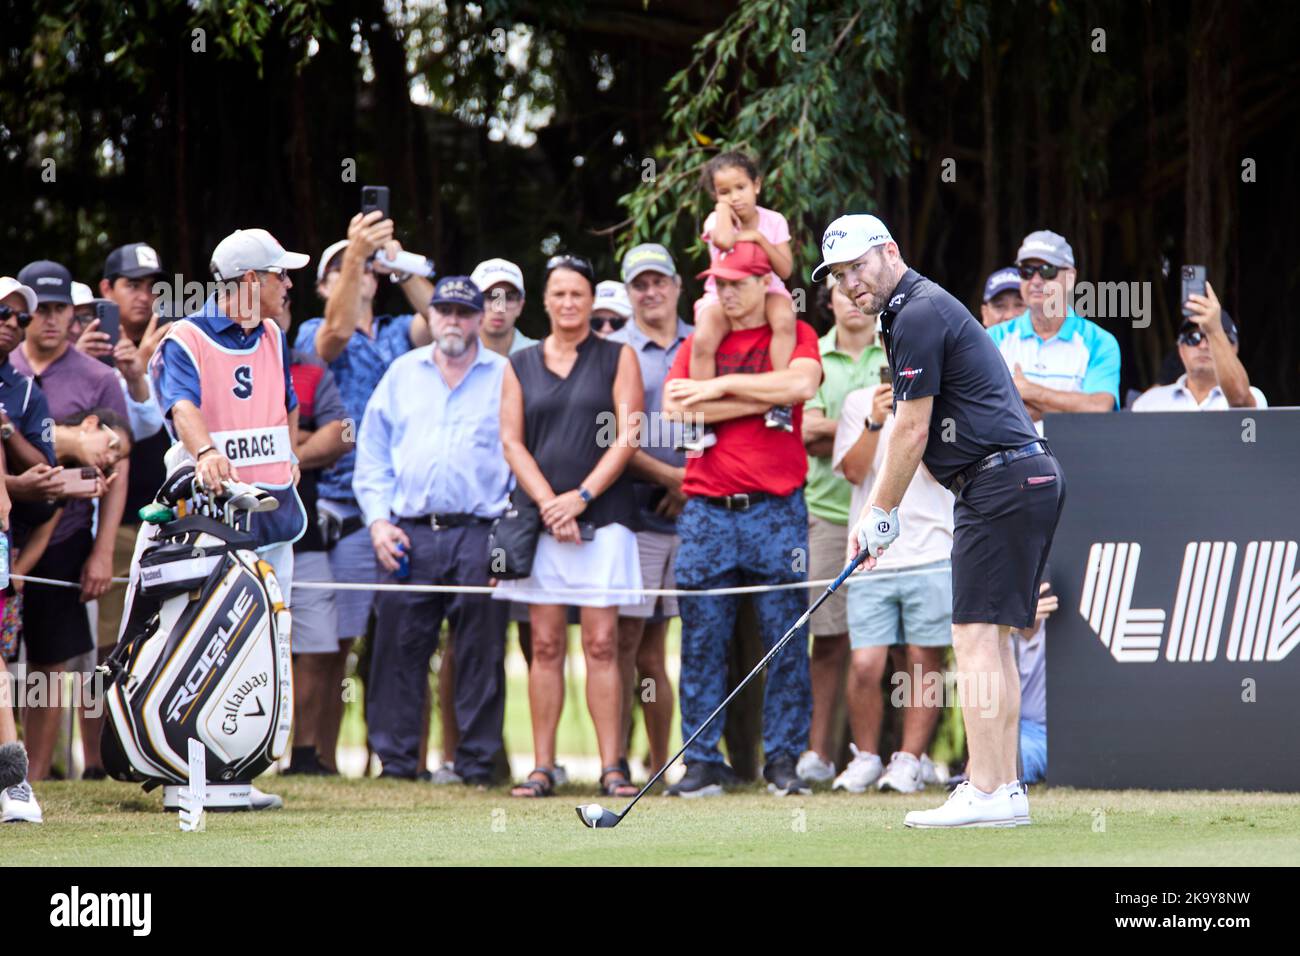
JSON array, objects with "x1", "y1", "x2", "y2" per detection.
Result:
[
  {"x1": 675, "y1": 491, "x2": 811, "y2": 767},
  {"x1": 1020, "y1": 718, "x2": 1047, "y2": 784}
]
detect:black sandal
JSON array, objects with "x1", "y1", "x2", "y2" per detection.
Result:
[
  {"x1": 510, "y1": 767, "x2": 556, "y2": 798},
  {"x1": 600, "y1": 765, "x2": 639, "y2": 798}
]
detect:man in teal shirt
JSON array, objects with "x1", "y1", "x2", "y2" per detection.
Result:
[{"x1": 797, "y1": 280, "x2": 888, "y2": 783}]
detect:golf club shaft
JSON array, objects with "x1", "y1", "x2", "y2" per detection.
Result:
[{"x1": 618, "y1": 549, "x2": 869, "y2": 818}]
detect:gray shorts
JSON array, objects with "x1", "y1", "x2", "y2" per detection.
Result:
[
  {"x1": 292, "y1": 550, "x2": 339, "y2": 654},
  {"x1": 807, "y1": 513, "x2": 849, "y2": 636},
  {"x1": 619, "y1": 530, "x2": 680, "y2": 620},
  {"x1": 318, "y1": 499, "x2": 377, "y2": 639},
  {"x1": 846, "y1": 559, "x2": 953, "y2": 649}
]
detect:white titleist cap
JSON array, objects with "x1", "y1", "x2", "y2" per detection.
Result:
[
  {"x1": 71, "y1": 281, "x2": 95, "y2": 307},
  {"x1": 0, "y1": 277, "x2": 37, "y2": 313},
  {"x1": 471, "y1": 258, "x2": 525, "y2": 296},
  {"x1": 593, "y1": 280, "x2": 633, "y2": 319},
  {"x1": 210, "y1": 228, "x2": 309, "y2": 280},
  {"x1": 810, "y1": 214, "x2": 895, "y2": 282}
]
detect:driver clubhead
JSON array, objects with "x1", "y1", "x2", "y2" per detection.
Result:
[{"x1": 575, "y1": 803, "x2": 621, "y2": 829}]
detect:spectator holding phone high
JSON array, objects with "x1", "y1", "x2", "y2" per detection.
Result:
[
  {"x1": 1131, "y1": 282, "x2": 1265, "y2": 410},
  {"x1": 9, "y1": 261, "x2": 124, "y2": 780},
  {"x1": 294, "y1": 212, "x2": 435, "y2": 765},
  {"x1": 496, "y1": 256, "x2": 644, "y2": 799}
]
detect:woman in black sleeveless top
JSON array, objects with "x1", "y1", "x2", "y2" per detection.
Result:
[{"x1": 497, "y1": 257, "x2": 644, "y2": 799}]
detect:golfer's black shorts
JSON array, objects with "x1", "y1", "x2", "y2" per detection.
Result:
[
  {"x1": 21, "y1": 528, "x2": 94, "y2": 666},
  {"x1": 951, "y1": 453, "x2": 1065, "y2": 629}
]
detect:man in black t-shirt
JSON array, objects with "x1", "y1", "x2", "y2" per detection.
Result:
[{"x1": 812, "y1": 214, "x2": 1066, "y2": 829}]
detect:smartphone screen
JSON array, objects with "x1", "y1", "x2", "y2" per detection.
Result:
[
  {"x1": 878, "y1": 364, "x2": 893, "y2": 385},
  {"x1": 361, "y1": 185, "x2": 390, "y2": 220},
  {"x1": 1180, "y1": 265, "x2": 1207, "y2": 317}
]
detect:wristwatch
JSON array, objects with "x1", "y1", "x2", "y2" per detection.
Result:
[
  {"x1": 0, "y1": 422, "x2": 13, "y2": 441},
  {"x1": 195, "y1": 444, "x2": 218, "y2": 460},
  {"x1": 865, "y1": 416, "x2": 884, "y2": 432},
  {"x1": 578, "y1": 486, "x2": 594, "y2": 504}
]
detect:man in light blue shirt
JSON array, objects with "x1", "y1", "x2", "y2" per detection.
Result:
[
  {"x1": 353, "y1": 276, "x2": 512, "y2": 784},
  {"x1": 987, "y1": 230, "x2": 1120, "y2": 422}
]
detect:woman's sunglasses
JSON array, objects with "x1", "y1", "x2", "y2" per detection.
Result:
[
  {"x1": 591, "y1": 315, "x2": 628, "y2": 332},
  {"x1": 1016, "y1": 263, "x2": 1065, "y2": 280},
  {"x1": 0, "y1": 305, "x2": 33, "y2": 328}
]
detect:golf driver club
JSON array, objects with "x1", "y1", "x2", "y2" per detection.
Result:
[{"x1": 576, "y1": 548, "x2": 870, "y2": 828}]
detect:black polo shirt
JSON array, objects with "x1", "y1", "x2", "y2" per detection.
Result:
[{"x1": 880, "y1": 268, "x2": 1039, "y2": 486}]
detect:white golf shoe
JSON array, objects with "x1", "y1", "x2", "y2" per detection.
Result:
[
  {"x1": 832, "y1": 745, "x2": 883, "y2": 793},
  {"x1": 903, "y1": 780, "x2": 1018, "y2": 828},
  {"x1": 1003, "y1": 780, "x2": 1032, "y2": 826},
  {"x1": 878, "y1": 751, "x2": 923, "y2": 794},
  {"x1": 1, "y1": 781, "x2": 44, "y2": 823},
  {"x1": 796, "y1": 750, "x2": 836, "y2": 784},
  {"x1": 919, "y1": 753, "x2": 947, "y2": 787}
]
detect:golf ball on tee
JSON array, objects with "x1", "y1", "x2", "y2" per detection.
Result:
[{"x1": 584, "y1": 805, "x2": 604, "y2": 824}]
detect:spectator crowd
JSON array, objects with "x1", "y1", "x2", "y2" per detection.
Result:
[{"x1": 0, "y1": 150, "x2": 1270, "y2": 821}]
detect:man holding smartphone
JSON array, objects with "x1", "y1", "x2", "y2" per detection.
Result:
[{"x1": 11, "y1": 260, "x2": 126, "y2": 781}]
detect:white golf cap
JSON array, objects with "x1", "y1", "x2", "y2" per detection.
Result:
[
  {"x1": 316, "y1": 239, "x2": 351, "y2": 283},
  {"x1": 471, "y1": 258, "x2": 525, "y2": 296},
  {"x1": 0, "y1": 276, "x2": 37, "y2": 313},
  {"x1": 810, "y1": 214, "x2": 896, "y2": 282},
  {"x1": 209, "y1": 228, "x2": 310, "y2": 280},
  {"x1": 593, "y1": 280, "x2": 633, "y2": 319},
  {"x1": 71, "y1": 281, "x2": 95, "y2": 307}
]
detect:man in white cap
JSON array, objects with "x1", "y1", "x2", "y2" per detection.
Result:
[
  {"x1": 472, "y1": 258, "x2": 536, "y2": 356},
  {"x1": 813, "y1": 214, "x2": 1065, "y2": 828},
  {"x1": 145, "y1": 227, "x2": 311, "y2": 809}
]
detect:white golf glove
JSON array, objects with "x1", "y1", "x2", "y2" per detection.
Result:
[{"x1": 857, "y1": 505, "x2": 901, "y2": 558}]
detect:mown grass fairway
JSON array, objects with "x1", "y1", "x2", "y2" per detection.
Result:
[{"x1": 7, "y1": 779, "x2": 1298, "y2": 866}]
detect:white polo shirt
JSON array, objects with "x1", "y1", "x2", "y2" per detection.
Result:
[
  {"x1": 1130, "y1": 374, "x2": 1268, "y2": 411},
  {"x1": 833, "y1": 388, "x2": 954, "y2": 571}
]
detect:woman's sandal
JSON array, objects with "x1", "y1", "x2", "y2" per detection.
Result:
[
  {"x1": 510, "y1": 767, "x2": 557, "y2": 798},
  {"x1": 600, "y1": 765, "x2": 639, "y2": 798}
]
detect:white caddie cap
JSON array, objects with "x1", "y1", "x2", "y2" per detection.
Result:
[
  {"x1": 0, "y1": 277, "x2": 38, "y2": 313},
  {"x1": 471, "y1": 258, "x2": 525, "y2": 296},
  {"x1": 593, "y1": 280, "x2": 633, "y2": 319},
  {"x1": 71, "y1": 281, "x2": 96, "y2": 307},
  {"x1": 210, "y1": 228, "x2": 310, "y2": 280},
  {"x1": 810, "y1": 214, "x2": 896, "y2": 282},
  {"x1": 316, "y1": 239, "x2": 351, "y2": 284}
]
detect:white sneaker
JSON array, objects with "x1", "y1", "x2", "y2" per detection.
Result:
[
  {"x1": 248, "y1": 786, "x2": 284, "y2": 811},
  {"x1": 796, "y1": 750, "x2": 836, "y2": 784},
  {"x1": 428, "y1": 763, "x2": 463, "y2": 785},
  {"x1": 919, "y1": 753, "x2": 948, "y2": 786},
  {"x1": 1003, "y1": 780, "x2": 1031, "y2": 826},
  {"x1": 903, "y1": 780, "x2": 1017, "y2": 828},
  {"x1": 1, "y1": 781, "x2": 44, "y2": 823},
  {"x1": 878, "y1": 751, "x2": 923, "y2": 794},
  {"x1": 832, "y1": 745, "x2": 883, "y2": 793}
]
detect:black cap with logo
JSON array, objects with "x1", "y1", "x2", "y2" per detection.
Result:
[
  {"x1": 103, "y1": 242, "x2": 166, "y2": 281},
  {"x1": 16, "y1": 260, "x2": 73, "y2": 305}
]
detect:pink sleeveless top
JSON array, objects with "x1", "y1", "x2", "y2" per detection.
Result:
[{"x1": 163, "y1": 319, "x2": 293, "y2": 487}]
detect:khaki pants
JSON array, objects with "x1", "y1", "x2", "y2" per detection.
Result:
[{"x1": 95, "y1": 523, "x2": 141, "y2": 648}]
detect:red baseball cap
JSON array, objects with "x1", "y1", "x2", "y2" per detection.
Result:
[{"x1": 696, "y1": 241, "x2": 773, "y2": 281}]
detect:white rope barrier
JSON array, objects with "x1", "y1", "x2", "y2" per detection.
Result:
[{"x1": 10, "y1": 564, "x2": 948, "y2": 598}]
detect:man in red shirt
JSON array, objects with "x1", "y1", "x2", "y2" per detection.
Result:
[{"x1": 662, "y1": 242, "x2": 823, "y2": 797}]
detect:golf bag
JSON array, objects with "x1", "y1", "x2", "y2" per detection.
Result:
[{"x1": 100, "y1": 470, "x2": 293, "y2": 793}]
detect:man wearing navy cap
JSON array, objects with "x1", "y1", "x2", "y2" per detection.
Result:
[
  {"x1": 353, "y1": 276, "x2": 512, "y2": 784},
  {"x1": 980, "y1": 267, "x2": 1025, "y2": 329}
]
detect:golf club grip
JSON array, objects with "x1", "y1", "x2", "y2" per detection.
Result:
[{"x1": 622, "y1": 553, "x2": 865, "y2": 814}]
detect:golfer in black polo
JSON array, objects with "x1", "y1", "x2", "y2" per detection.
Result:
[{"x1": 812, "y1": 214, "x2": 1065, "y2": 828}]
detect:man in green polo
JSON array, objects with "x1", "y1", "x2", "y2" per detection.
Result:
[{"x1": 796, "y1": 279, "x2": 887, "y2": 784}]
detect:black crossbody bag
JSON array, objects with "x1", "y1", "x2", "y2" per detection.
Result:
[{"x1": 486, "y1": 492, "x2": 542, "y2": 579}]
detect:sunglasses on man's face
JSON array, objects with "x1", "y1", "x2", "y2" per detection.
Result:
[
  {"x1": 1179, "y1": 328, "x2": 1236, "y2": 348},
  {"x1": 1017, "y1": 263, "x2": 1065, "y2": 280},
  {"x1": 0, "y1": 305, "x2": 32, "y2": 328},
  {"x1": 590, "y1": 315, "x2": 627, "y2": 332},
  {"x1": 546, "y1": 255, "x2": 595, "y2": 282}
]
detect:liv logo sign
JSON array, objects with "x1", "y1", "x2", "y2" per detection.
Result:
[{"x1": 1080, "y1": 541, "x2": 1300, "y2": 663}]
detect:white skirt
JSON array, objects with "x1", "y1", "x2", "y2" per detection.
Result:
[{"x1": 493, "y1": 523, "x2": 643, "y2": 607}]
